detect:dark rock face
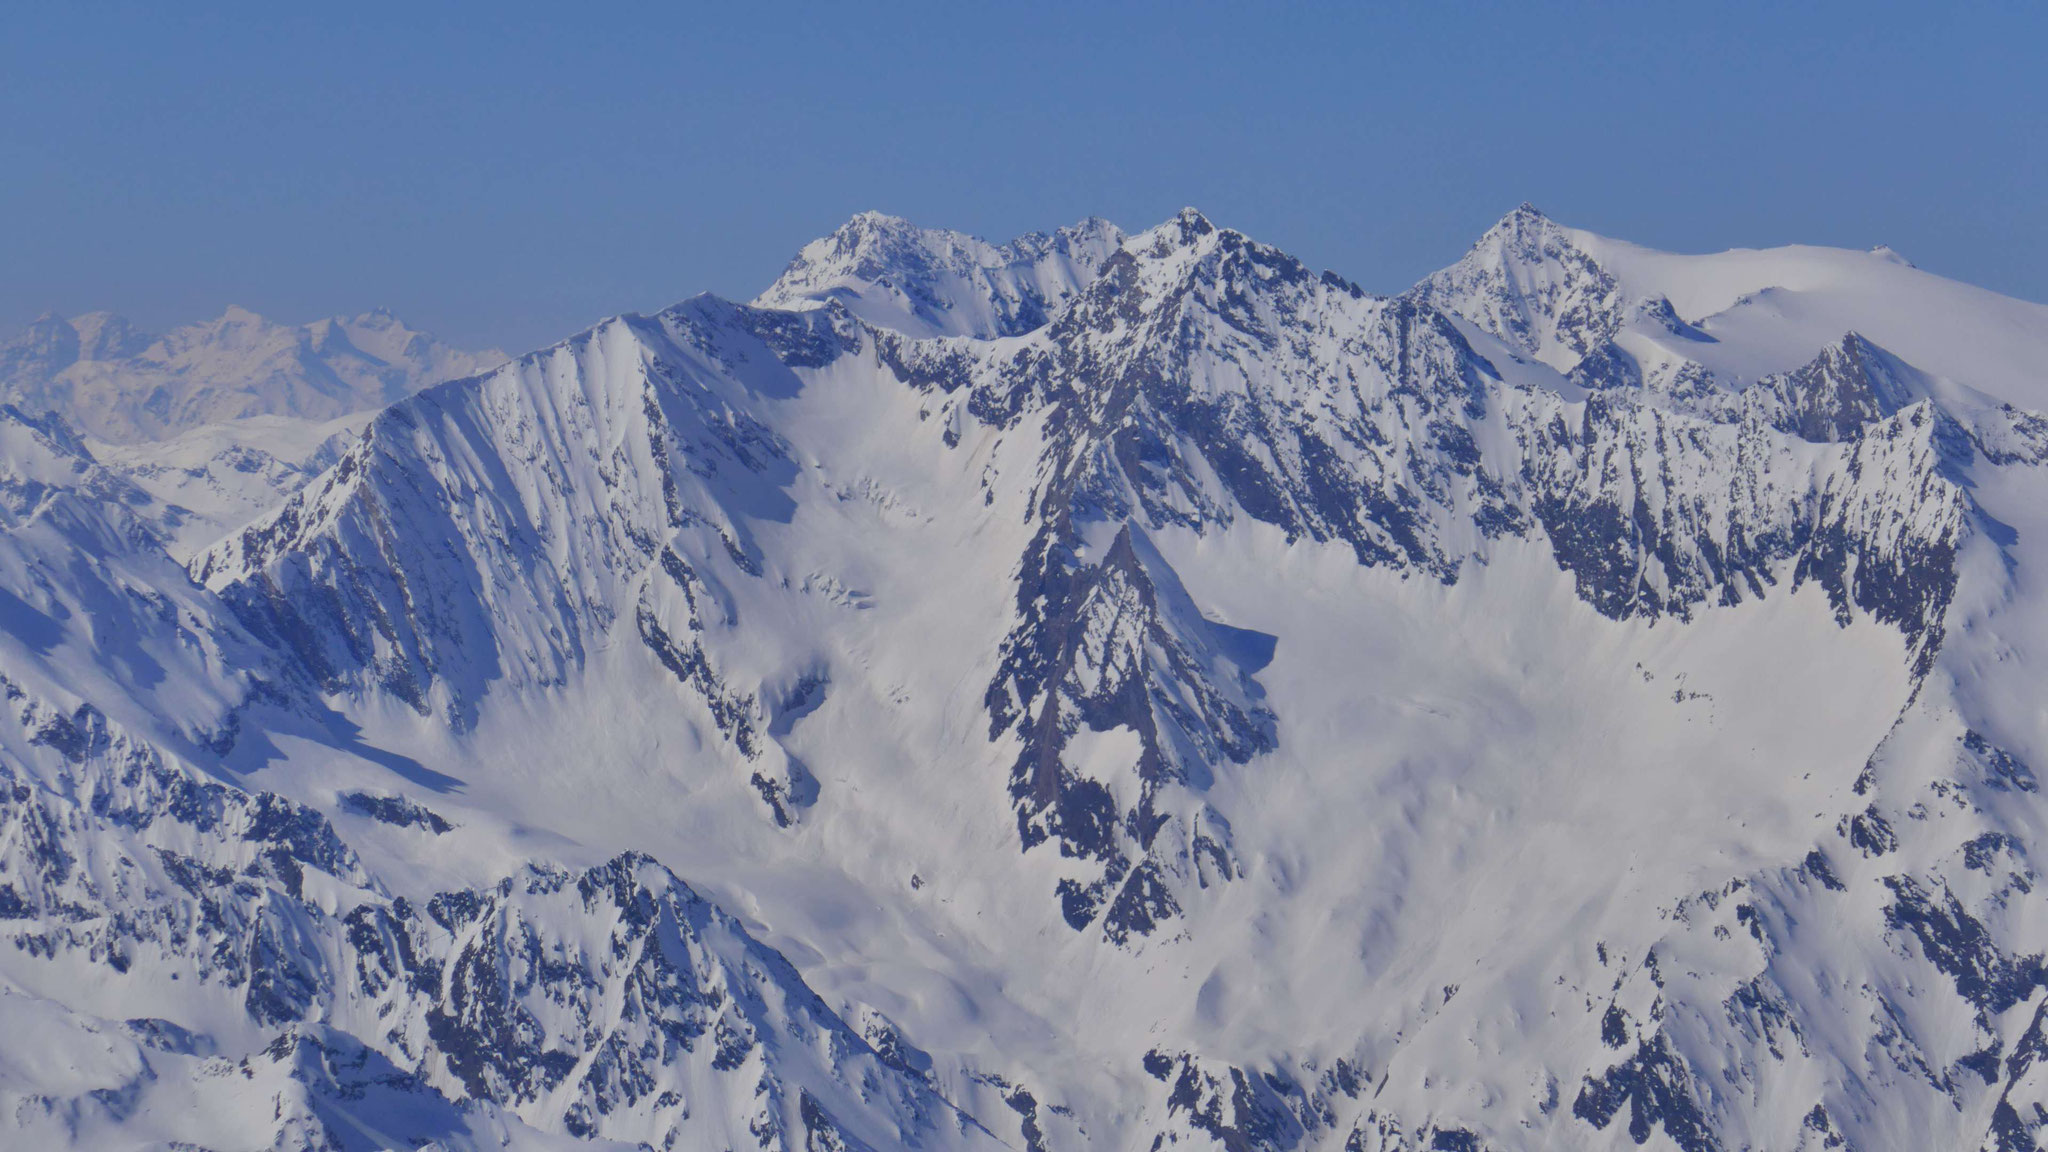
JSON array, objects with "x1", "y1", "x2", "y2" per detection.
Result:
[
  {"x1": 1755, "y1": 333, "x2": 1918, "y2": 444},
  {"x1": 1512, "y1": 383, "x2": 1969, "y2": 671},
  {"x1": 991, "y1": 237, "x2": 1496, "y2": 581},
  {"x1": 1144, "y1": 1048, "x2": 1334, "y2": 1152},
  {"x1": 344, "y1": 853, "x2": 958, "y2": 1149},
  {"x1": 1573, "y1": 1031, "x2": 1724, "y2": 1152},
  {"x1": 0, "y1": 705, "x2": 362, "y2": 1026},
  {"x1": 926, "y1": 221, "x2": 1978, "y2": 945},
  {"x1": 338, "y1": 789, "x2": 452, "y2": 833},
  {"x1": 988, "y1": 520, "x2": 1273, "y2": 939},
  {"x1": 949, "y1": 227, "x2": 1511, "y2": 939},
  {"x1": 1881, "y1": 875, "x2": 2045, "y2": 1018}
]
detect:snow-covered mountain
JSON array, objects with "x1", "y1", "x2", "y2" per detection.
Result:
[
  {"x1": 8, "y1": 206, "x2": 2048, "y2": 1150},
  {"x1": 92, "y1": 412, "x2": 372, "y2": 561},
  {"x1": 0, "y1": 306, "x2": 506, "y2": 443},
  {"x1": 757, "y1": 211, "x2": 1126, "y2": 338}
]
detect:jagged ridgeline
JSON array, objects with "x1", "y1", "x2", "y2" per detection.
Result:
[{"x1": 5, "y1": 204, "x2": 2048, "y2": 1149}]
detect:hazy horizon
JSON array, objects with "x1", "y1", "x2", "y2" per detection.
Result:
[{"x1": 7, "y1": 2, "x2": 2043, "y2": 354}]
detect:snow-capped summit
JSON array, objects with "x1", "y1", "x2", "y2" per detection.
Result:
[
  {"x1": 1407, "y1": 202, "x2": 1626, "y2": 372},
  {"x1": 1416, "y1": 205, "x2": 2048, "y2": 410},
  {"x1": 0, "y1": 306, "x2": 505, "y2": 442},
  {"x1": 755, "y1": 210, "x2": 1125, "y2": 337},
  {"x1": 1158, "y1": 204, "x2": 1216, "y2": 241}
]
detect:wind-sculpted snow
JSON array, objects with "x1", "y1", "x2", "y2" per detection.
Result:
[
  {"x1": 194, "y1": 300, "x2": 845, "y2": 825},
  {"x1": 0, "y1": 395, "x2": 1005, "y2": 1149},
  {"x1": 14, "y1": 206, "x2": 2048, "y2": 1148}
]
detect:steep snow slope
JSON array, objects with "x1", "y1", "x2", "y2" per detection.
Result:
[
  {"x1": 13, "y1": 206, "x2": 2048, "y2": 1151},
  {"x1": 0, "y1": 406, "x2": 1000, "y2": 1151},
  {"x1": 0, "y1": 306, "x2": 505, "y2": 442}
]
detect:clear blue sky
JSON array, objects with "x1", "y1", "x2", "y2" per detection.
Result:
[{"x1": 4, "y1": 1, "x2": 2043, "y2": 352}]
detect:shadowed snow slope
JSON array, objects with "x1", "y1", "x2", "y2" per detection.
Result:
[{"x1": 7, "y1": 207, "x2": 2048, "y2": 1150}]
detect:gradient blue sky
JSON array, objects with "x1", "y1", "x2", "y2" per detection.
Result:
[{"x1": 4, "y1": 1, "x2": 2043, "y2": 352}]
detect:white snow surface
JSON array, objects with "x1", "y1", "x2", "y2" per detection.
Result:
[{"x1": 4, "y1": 207, "x2": 2048, "y2": 1150}]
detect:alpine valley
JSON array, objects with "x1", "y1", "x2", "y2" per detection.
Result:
[{"x1": 3, "y1": 203, "x2": 2048, "y2": 1151}]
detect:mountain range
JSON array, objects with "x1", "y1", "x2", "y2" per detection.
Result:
[
  {"x1": 0, "y1": 305, "x2": 504, "y2": 444},
  {"x1": 2, "y1": 203, "x2": 2047, "y2": 1151}
]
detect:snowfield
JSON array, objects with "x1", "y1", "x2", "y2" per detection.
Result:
[{"x1": 2, "y1": 204, "x2": 2047, "y2": 1150}]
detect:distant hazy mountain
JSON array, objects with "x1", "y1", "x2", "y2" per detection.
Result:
[
  {"x1": 5, "y1": 206, "x2": 2048, "y2": 1150},
  {"x1": 0, "y1": 305, "x2": 504, "y2": 442}
]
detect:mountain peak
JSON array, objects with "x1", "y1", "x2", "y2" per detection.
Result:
[
  {"x1": 215, "y1": 303, "x2": 275, "y2": 326},
  {"x1": 1753, "y1": 328, "x2": 1924, "y2": 442},
  {"x1": 807, "y1": 211, "x2": 922, "y2": 257},
  {"x1": 1476, "y1": 201, "x2": 1569, "y2": 251},
  {"x1": 756, "y1": 213, "x2": 1126, "y2": 338},
  {"x1": 1126, "y1": 208, "x2": 1234, "y2": 264},
  {"x1": 1405, "y1": 203, "x2": 1623, "y2": 369},
  {"x1": 843, "y1": 208, "x2": 913, "y2": 230},
  {"x1": 1169, "y1": 206, "x2": 1215, "y2": 238}
]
